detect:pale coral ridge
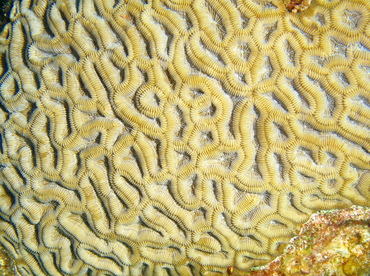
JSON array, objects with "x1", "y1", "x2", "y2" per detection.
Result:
[{"x1": 0, "y1": 0, "x2": 370, "y2": 275}]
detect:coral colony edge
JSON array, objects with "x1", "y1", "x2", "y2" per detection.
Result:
[
  {"x1": 0, "y1": 0, "x2": 370, "y2": 275},
  {"x1": 245, "y1": 206, "x2": 370, "y2": 276}
]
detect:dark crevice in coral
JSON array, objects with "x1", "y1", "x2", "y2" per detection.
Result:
[{"x1": 0, "y1": 0, "x2": 14, "y2": 31}]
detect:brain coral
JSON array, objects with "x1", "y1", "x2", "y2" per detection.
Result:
[{"x1": 0, "y1": 0, "x2": 370, "y2": 275}]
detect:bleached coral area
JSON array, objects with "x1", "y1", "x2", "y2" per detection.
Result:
[{"x1": 0, "y1": 0, "x2": 370, "y2": 275}]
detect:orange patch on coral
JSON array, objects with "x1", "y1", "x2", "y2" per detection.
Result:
[{"x1": 285, "y1": 0, "x2": 311, "y2": 13}]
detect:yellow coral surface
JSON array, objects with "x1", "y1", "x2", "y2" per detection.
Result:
[{"x1": 0, "y1": 0, "x2": 370, "y2": 275}]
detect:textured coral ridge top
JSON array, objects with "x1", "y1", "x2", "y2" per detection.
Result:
[{"x1": 0, "y1": 0, "x2": 370, "y2": 275}]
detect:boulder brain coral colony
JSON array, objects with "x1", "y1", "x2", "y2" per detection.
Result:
[{"x1": 0, "y1": 0, "x2": 369, "y2": 275}]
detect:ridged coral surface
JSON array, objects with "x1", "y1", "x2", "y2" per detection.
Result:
[{"x1": 0, "y1": 0, "x2": 370, "y2": 275}]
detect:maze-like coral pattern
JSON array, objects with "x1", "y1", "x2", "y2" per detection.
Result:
[{"x1": 0, "y1": 0, "x2": 370, "y2": 275}]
